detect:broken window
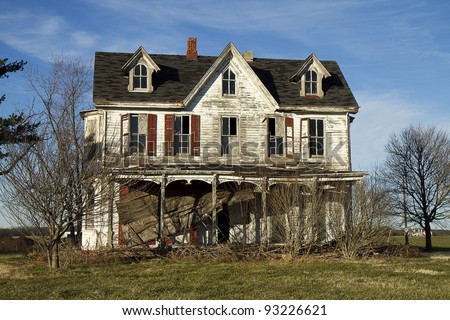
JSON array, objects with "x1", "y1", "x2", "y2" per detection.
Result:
[
  {"x1": 309, "y1": 119, "x2": 324, "y2": 157},
  {"x1": 121, "y1": 114, "x2": 157, "y2": 157},
  {"x1": 130, "y1": 114, "x2": 147, "y2": 154},
  {"x1": 221, "y1": 116, "x2": 238, "y2": 156},
  {"x1": 268, "y1": 117, "x2": 284, "y2": 156},
  {"x1": 222, "y1": 68, "x2": 236, "y2": 95}
]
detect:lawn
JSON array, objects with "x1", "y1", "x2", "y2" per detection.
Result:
[
  {"x1": 1, "y1": 245, "x2": 449, "y2": 300},
  {"x1": 388, "y1": 235, "x2": 450, "y2": 251}
]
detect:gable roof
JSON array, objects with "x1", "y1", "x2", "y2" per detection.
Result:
[
  {"x1": 289, "y1": 53, "x2": 331, "y2": 82},
  {"x1": 93, "y1": 47, "x2": 359, "y2": 111},
  {"x1": 183, "y1": 42, "x2": 278, "y2": 109},
  {"x1": 121, "y1": 46, "x2": 160, "y2": 73}
]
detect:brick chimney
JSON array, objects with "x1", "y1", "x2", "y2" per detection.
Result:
[{"x1": 186, "y1": 37, "x2": 198, "y2": 60}]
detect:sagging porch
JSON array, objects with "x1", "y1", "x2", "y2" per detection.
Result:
[
  {"x1": 83, "y1": 169, "x2": 365, "y2": 248},
  {"x1": 82, "y1": 169, "x2": 366, "y2": 250}
]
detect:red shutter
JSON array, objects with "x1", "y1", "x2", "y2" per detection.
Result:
[
  {"x1": 147, "y1": 114, "x2": 157, "y2": 156},
  {"x1": 191, "y1": 114, "x2": 200, "y2": 156},
  {"x1": 285, "y1": 117, "x2": 294, "y2": 157},
  {"x1": 164, "y1": 114, "x2": 174, "y2": 156}
]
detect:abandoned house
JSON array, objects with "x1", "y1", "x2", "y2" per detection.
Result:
[{"x1": 81, "y1": 37, "x2": 366, "y2": 250}]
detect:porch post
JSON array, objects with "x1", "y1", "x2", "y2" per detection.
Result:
[
  {"x1": 211, "y1": 174, "x2": 217, "y2": 245},
  {"x1": 261, "y1": 178, "x2": 268, "y2": 247},
  {"x1": 159, "y1": 174, "x2": 166, "y2": 248}
]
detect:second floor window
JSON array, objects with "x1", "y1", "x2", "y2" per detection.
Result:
[
  {"x1": 165, "y1": 114, "x2": 200, "y2": 156},
  {"x1": 121, "y1": 113, "x2": 157, "y2": 157},
  {"x1": 268, "y1": 117, "x2": 284, "y2": 156},
  {"x1": 309, "y1": 119, "x2": 324, "y2": 157},
  {"x1": 305, "y1": 70, "x2": 318, "y2": 95},
  {"x1": 222, "y1": 68, "x2": 236, "y2": 95},
  {"x1": 221, "y1": 117, "x2": 238, "y2": 156},
  {"x1": 133, "y1": 64, "x2": 148, "y2": 90},
  {"x1": 130, "y1": 114, "x2": 147, "y2": 154},
  {"x1": 174, "y1": 115, "x2": 190, "y2": 154}
]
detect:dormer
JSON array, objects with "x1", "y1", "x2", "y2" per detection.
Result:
[
  {"x1": 289, "y1": 53, "x2": 331, "y2": 98},
  {"x1": 121, "y1": 46, "x2": 160, "y2": 93}
]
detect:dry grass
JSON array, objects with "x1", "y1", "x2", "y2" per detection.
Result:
[{"x1": 0, "y1": 244, "x2": 449, "y2": 300}]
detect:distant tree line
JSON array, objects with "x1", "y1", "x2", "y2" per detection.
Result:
[{"x1": 0, "y1": 227, "x2": 49, "y2": 237}]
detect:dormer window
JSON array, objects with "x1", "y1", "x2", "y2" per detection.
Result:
[
  {"x1": 289, "y1": 54, "x2": 331, "y2": 99},
  {"x1": 305, "y1": 70, "x2": 318, "y2": 95},
  {"x1": 133, "y1": 64, "x2": 148, "y2": 90},
  {"x1": 122, "y1": 46, "x2": 160, "y2": 93},
  {"x1": 222, "y1": 68, "x2": 236, "y2": 95}
]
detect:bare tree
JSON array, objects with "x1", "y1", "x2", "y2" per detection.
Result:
[
  {"x1": 0, "y1": 56, "x2": 101, "y2": 269},
  {"x1": 268, "y1": 180, "x2": 328, "y2": 258},
  {"x1": 383, "y1": 125, "x2": 450, "y2": 251},
  {"x1": 328, "y1": 177, "x2": 392, "y2": 258}
]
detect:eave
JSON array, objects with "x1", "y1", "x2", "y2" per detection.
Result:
[
  {"x1": 80, "y1": 109, "x2": 103, "y2": 119},
  {"x1": 93, "y1": 100, "x2": 185, "y2": 109},
  {"x1": 278, "y1": 104, "x2": 360, "y2": 113}
]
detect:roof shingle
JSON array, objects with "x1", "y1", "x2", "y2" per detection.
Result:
[{"x1": 93, "y1": 51, "x2": 358, "y2": 110}]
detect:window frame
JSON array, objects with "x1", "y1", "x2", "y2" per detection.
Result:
[
  {"x1": 129, "y1": 114, "x2": 147, "y2": 155},
  {"x1": 268, "y1": 117, "x2": 284, "y2": 157},
  {"x1": 309, "y1": 118, "x2": 325, "y2": 157},
  {"x1": 222, "y1": 67, "x2": 237, "y2": 96},
  {"x1": 174, "y1": 115, "x2": 191, "y2": 155},
  {"x1": 221, "y1": 116, "x2": 238, "y2": 156},
  {"x1": 305, "y1": 70, "x2": 318, "y2": 95},
  {"x1": 132, "y1": 64, "x2": 148, "y2": 91}
]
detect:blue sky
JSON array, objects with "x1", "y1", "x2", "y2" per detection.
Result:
[{"x1": 1, "y1": 0, "x2": 450, "y2": 226}]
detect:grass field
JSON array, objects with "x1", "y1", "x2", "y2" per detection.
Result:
[
  {"x1": 388, "y1": 235, "x2": 450, "y2": 251},
  {"x1": 0, "y1": 237, "x2": 449, "y2": 300}
]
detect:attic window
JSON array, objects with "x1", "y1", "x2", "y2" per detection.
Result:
[
  {"x1": 123, "y1": 47, "x2": 160, "y2": 93},
  {"x1": 305, "y1": 70, "x2": 318, "y2": 95},
  {"x1": 222, "y1": 68, "x2": 236, "y2": 95},
  {"x1": 292, "y1": 54, "x2": 331, "y2": 98},
  {"x1": 133, "y1": 64, "x2": 148, "y2": 90}
]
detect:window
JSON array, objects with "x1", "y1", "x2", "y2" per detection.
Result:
[
  {"x1": 133, "y1": 64, "x2": 148, "y2": 90},
  {"x1": 222, "y1": 68, "x2": 236, "y2": 95},
  {"x1": 305, "y1": 70, "x2": 318, "y2": 95},
  {"x1": 121, "y1": 114, "x2": 157, "y2": 157},
  {"x1": 268, "y1": 117, "x2": 284, "y2": 156},
  {"x1": 309, "y1": 119, "x2": 324, "y2": 157},
  {"x1": 174, "y1": 115, "x2": 190, "y2": 154},
  {"x1": 130, "y1": 114, "x2": 147, "y2": 154},
  {"x1": 165, "y1": 114, "x2": 200, "y2": 156},
  {"x1": 221, "y1": 117, "x2": 238, "y2": 155}
]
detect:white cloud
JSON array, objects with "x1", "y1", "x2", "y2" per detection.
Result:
[
  {"x1": 351, "y1": 88, "x2": 450, "y2": 181},
  {"x1": 351, "y1": 89, "x2": 430, "y2": 172},
  {"x1": 0, "y1": 11, "x2": 99, "y2": 62}
]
